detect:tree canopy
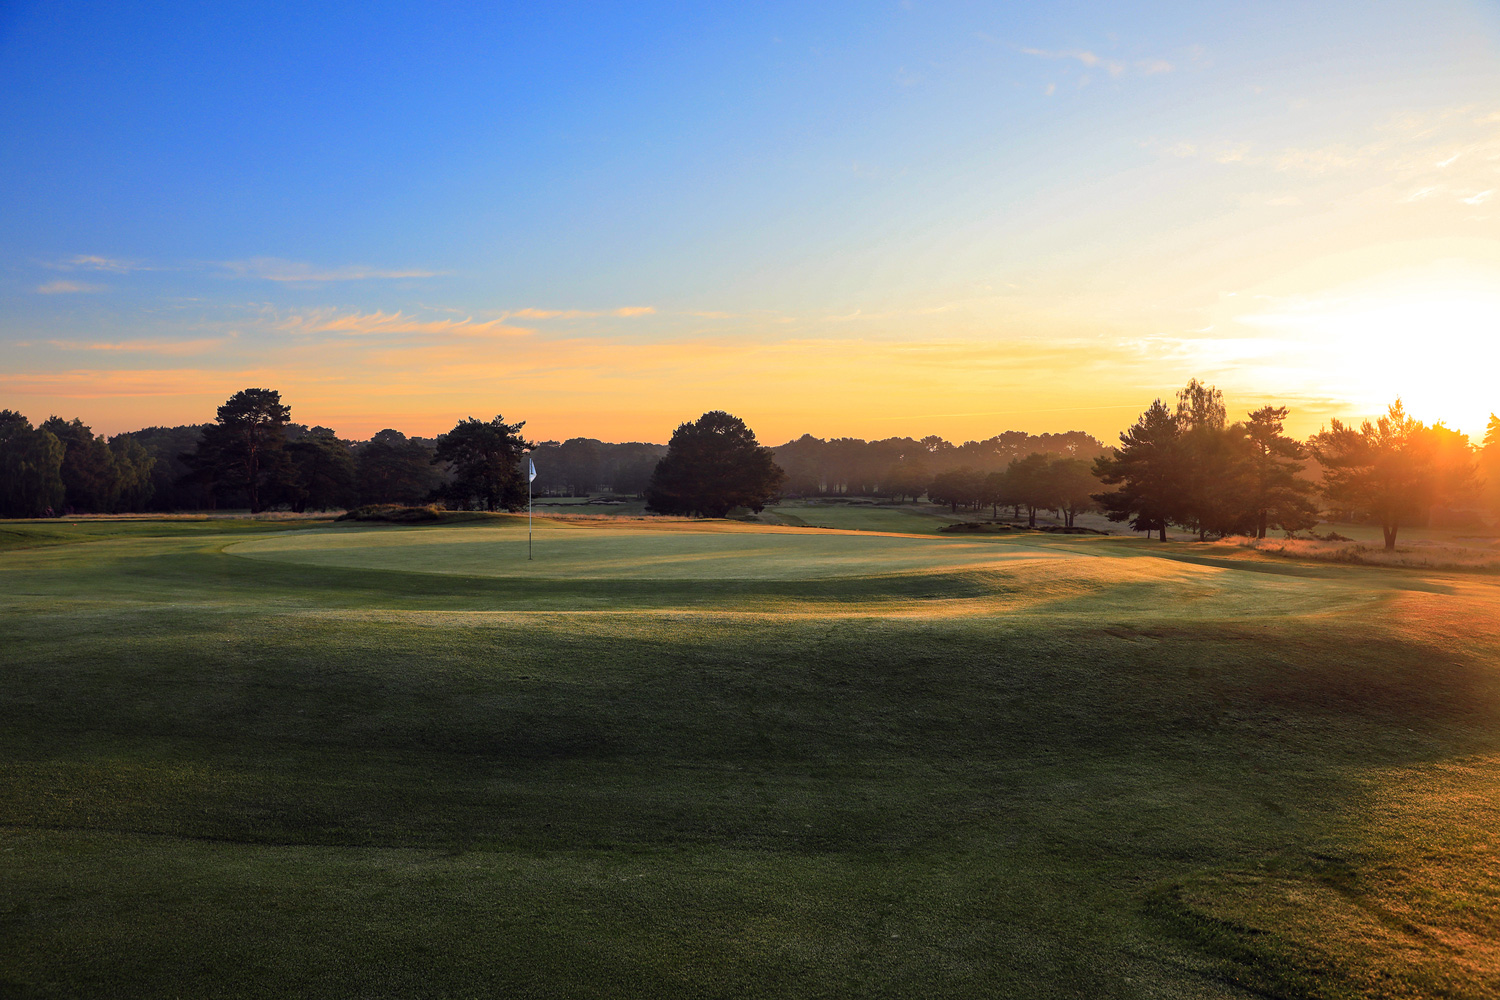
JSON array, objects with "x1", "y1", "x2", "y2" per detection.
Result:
[
  {"x1": 645, "y1": 411, "x2": 785, "y2": 517},
  {"x1": 1240, "y1": 406, "x2": 1318, "y2": 539},
  {"x1": 1310, "y1": 399, "x2": 1476, "y2": 550},
  {"x1": 1092, "y1": 398, "x2": 1181, "y2": 540},
  {"x1": 0, "y1": 410, "x2": 65, "y2": 517},
  {"x1": 432, "y1": 416, "x2": 532, "y2": 512},
  {"x1": 186, "y1": 388, "x2": 293, "y2": 513},
  {"x1": 356, "y1": 429, "x2": 439, "y2": 507}
]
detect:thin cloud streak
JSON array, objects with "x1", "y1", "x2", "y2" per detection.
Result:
[
  {"x1": 1019, "y1": 46, "x2": 1172, "y2": 79},
  {"x1": 53, "y1": 255, "x2": 142, "y2": 273},
  {"x1": 507, "y1": 306, "x2": 656, "y2": 319},
  {"x1": 276, "y1": 309, "x2": 534, "y2": 338},
  {"x1": 37, "y1": 280, "x2": 105, "y2": 294},
  {"x1": 40, "y1": 336, "x2": 235, "y2": 356},
  {"x1": 219, "y1": 258, "x2": 440, "y2": 282}
]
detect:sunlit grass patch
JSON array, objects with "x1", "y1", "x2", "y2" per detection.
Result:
[
  {"x1": 1216, "y1": 535, "x2": 1500, "y2": 572},
  {"x1": 1149, "y1": 755, "x2": 1500, "y2": 999}
]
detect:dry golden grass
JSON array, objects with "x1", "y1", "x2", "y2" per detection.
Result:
[{"x1": 1216, "y1": 535, "x2": 1500, "y2": 572}]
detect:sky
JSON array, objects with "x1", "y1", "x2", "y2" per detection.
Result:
[{"x1": 2, "y1": 1, "x2": 1498, "y2": 445}]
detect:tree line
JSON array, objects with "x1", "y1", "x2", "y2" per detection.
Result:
[
  {"x1": 772, "y1": 430, "x2": 1107, "y2": 498},
  {"x1": 1, "y1": 391, "x2": 533, "y2": 517},
  {"x1": 0, "y1": 390, "x2": 1106, "y2": 517},
  {"x1": 1093, "y1": 380, "x2": 1485, "y2": 550},
  {"x1": 4, "y1": 384, "x2": 1498, "y2": 550}
]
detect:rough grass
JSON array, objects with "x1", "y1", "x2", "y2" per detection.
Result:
[
  {"x1": 1, "y1": 517, "x2": 1497, "y2": 998},
  {"x1": 1220, "y1": 535, "x2": 1500, "y2": 572}
]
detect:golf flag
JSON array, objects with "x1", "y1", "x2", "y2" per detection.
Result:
[{"x1": 528, "y1": 457, "x2": 537, "y2": 482}]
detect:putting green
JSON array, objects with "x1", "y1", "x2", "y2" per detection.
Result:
[
  {"x1": 223, "y1": 517, "x2": 1400, "y2": 624},
  {"x1": 227, "y1": 520, "x2": 1078, "y2": 580}
]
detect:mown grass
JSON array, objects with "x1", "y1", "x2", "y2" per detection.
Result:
[
  {"x1": 1, "y1": 516, "x2": 1497, "y2": 998},
  {"x1": 764, "y1": 499, "x2": 962, "y2": 534}
]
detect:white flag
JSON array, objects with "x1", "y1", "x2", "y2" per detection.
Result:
[{"x1": 528, "y1": 457, "x2": 537, "y2": 482}]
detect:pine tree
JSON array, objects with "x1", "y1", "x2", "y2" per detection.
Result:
[{"x1": 1092, "y1": 399, "x2": 1180, "y2": 541}]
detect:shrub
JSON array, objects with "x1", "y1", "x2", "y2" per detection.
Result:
[{"x1": 336, "y1": 504, "x2": 444, "y2": 523}]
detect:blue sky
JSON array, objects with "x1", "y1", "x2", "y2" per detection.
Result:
[{"x1": 3, "y1": 1, "x2": 1498, "y2": 441}]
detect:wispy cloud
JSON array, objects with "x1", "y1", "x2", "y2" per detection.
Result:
[
  {"x1": 0, "y1": 367, "x2": 289, "y2": 399},
  {"x1": 55, "y1": 255, "x2": 141, "y2": 273},
  {"x1": 507, "y1": 305, "x2": 656, "y2": 320},
  {"x1": 1152, "y1": 106, "x2": 1500, "y2": 207},
  {"x1": 37, "y1": 280, "x2": 105, "y2": 294},
  {"x1": 219, "y1": 258, "x2": 440, "y2": 282},
  {"x1": 277, "y1": 309, "x2": 533, "y2": 338},
  {"x1": 1022, "y1": 47, "x2": 1125, "y2": 77},
  {"x1": 1020, "y1": 47, "x2": 1172, "y2": 80},
  {"x1": 41, "y1": 336, "x2": 234, "y2": 356}
]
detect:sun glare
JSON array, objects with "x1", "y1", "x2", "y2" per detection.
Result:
[{"x1": 1234, "y1": 270, "x2": 1500, "y2": 435}]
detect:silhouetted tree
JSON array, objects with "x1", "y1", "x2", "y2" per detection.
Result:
[
  {"x1": 1171, "y1": 380, "x2": 1239, "y2": 540},
  {"x1": 1005, "y1": 453, "x2": 1055, "y2": 526},
  {"x1": 1481, "y1": 414, "x2": 1500, "y2": 520},
  {"x1": 120, "y1": 425, "x2": 213, "y2": 510},
  {"x1": 432, "y1": 415, "x2": 532, "y2": 511},
  {"x1": 1047, "y1": 457, "x2": 1098, "y2": 528},
  {"x1": 108, "y1": 434, "x2": 156, "y2": 511},
  {"x1": 41, "y1": 417, "x2": 118, "y2": 512},
  {"x1": 0, "y1": 410, "x2": 65, "y2": 517},
  {"x1": 884, "y1": 458, "x2": 930, "y2": 502},
  {"x1": 645, "y1": 411, "x2": 785, "y2": 517},
  {"x1": 287, "y1": 428, "x2": 356, "y2": 512},
  {"x1": 610, "y1": 449, "x2": 663, "y2": 497},
  {"x1": 554, "y1": 438, "x2": 602, "y2": 496},
  {"x1": 1093, "y1": 399, "x2": 1180, "y2": 540},
  {"x1": 928, "y1": 468, "x2": 983, "y2": 513},
  {"x1": 1309, "y1": 399, "x2": 1475, "y2": 550},
  {"x1": 186, "y1": 389, "x2": 293, "y2": 513},
  {"x1": 770, "y1": 430, "x2": 1107, "y2": 498},
  {"x1": 356, "y1": 429, "x2": 438, "y2": 505},
  {"x1": 982, "y1": 470, "x2": 1008, "y2": 518},
  {"x1": 772, "y1": 434, "x2": 828, "y2": 495},
  {"x1": 1242, "y1": 406, "x2": 1318, "y2": 538}
]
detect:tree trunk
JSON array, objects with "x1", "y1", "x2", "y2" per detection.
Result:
[
  {"x1": 1027, "y1": 506, "x2": 1036, "y2": 527},
  {"x1": 1257, "y1": 511, "x2": 1267, "y2": 539},
  {"x1": 1383, "y1": 524, "x2": 1398, "y2": 551},
  {"x1": 1158, "y1": 524, "x2": 1167, "y2": 541}
]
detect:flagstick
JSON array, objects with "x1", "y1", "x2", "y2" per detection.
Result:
[{"x1": 528, "y1": 473, "x2": 533, "y2": 560}]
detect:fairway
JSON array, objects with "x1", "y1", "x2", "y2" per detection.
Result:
[{"x1": 3, "y1": 516, "x2": 1498, "y2": 999}]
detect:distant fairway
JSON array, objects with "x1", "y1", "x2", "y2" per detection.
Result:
[{"x1": 3, "y1": 515, "x2": 1498, "y2": 998}]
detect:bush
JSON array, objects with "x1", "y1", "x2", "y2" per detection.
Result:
[{"x1": 336, "y1": 504, "x2": 444, "y2": 523}]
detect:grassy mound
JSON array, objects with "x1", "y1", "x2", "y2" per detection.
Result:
[{"x1": 336, "y1": 503, "x2": 446, "y2": 523}]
